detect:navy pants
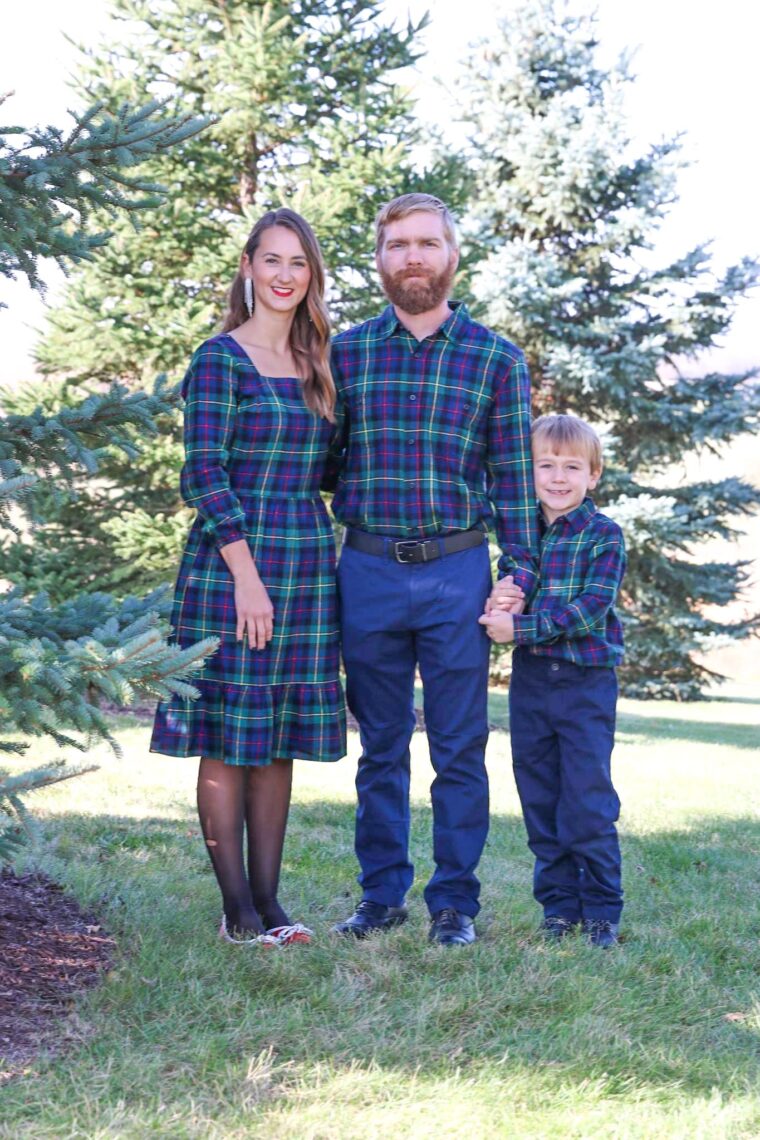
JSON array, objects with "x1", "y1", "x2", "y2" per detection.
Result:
[
  {"x1": 338, "y1": 540, "x2": 492, "y2": 917},
  {"x1": 509, "y1": 649, "x2": 623, "y2": 923}
]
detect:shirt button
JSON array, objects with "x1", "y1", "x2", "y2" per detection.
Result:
[
  {"x1": 409, "y1": 394, "x2": 417, "y2": 401},
  {"x1": 550, "y1": 663, "x2": 560, "y2": 672}
]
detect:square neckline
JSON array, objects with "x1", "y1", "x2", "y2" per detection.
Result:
[{"x1": 221, "y1": 332, "x2": 301, "y2": 381}]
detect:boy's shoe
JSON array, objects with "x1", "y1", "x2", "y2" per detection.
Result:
[
  {"x1": 428, "y1": 908, "x2": 477, "y2": 946},
  {"x1": 582, "y1": 918, "x2": 619, "y2": 948},
  {"x1": 539, "y1": 915, "x2": 578, "y2": 942},
  {"x1": 332, "y1": 900, "x2": 408, "y2": 938}
]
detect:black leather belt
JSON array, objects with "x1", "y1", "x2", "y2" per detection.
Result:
[{"x1": 345, "y1": 527, "x2": 485, "y2": 564}]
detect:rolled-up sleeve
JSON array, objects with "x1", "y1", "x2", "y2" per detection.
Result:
[
  {"x1": 486, "y1": 350, "x2": 540, "y2": 593},
  {"x1": 179, "y1": 344, "x2": 247, "y2": 550}
]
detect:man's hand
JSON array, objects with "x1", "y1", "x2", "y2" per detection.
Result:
[
  {"x1": 487, "y1": 575, "x2": 525, "y2": 615},
  {"x1": 478, "y1": 610, "x2": 515, "y2": 643}
]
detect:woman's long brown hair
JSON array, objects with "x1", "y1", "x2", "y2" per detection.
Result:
[{"x1": 222, "y1": 208, "x2": 336, "y2": 421}]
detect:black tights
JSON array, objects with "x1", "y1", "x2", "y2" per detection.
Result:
[{"x1": 197, "y1": 757, "x2": 294, "y2": 935}]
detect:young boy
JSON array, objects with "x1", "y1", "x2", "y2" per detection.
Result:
[{"x1": 479, "y1": 414, "x2": 626, "y2": 947}]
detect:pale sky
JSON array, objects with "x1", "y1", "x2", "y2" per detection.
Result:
[{"x1": 2, "y1": 0, "x2": 759, "y2": 383}]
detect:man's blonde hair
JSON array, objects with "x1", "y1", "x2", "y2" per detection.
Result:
[
  {"x1": 375, "y1": 193, "x2": 458, "y2": 252},
  {"x1": 532, "y1": 414, "x2": 603, "y2": 473}
]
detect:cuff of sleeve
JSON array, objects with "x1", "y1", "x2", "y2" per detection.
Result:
[
  {"x1": 203, "y1": 519, "x2": 247, "y2": 550},
  {"x1": 511, "y1": 613, "x2": 539, "y2": 644},
  {"x1": 497, "y1": 564, "x2": 537, "y2": 596}
]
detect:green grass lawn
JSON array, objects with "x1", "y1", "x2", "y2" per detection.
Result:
[{"x1": 1, "y1": 688, "x2": 759, "y2": 1138}]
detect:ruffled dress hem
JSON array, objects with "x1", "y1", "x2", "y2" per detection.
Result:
[{"x1": 150, "y1": 679, "x2": 346, "y2": 766}]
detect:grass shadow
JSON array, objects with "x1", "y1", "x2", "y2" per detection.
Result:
[
  {"x1": 615, "y1": 713, "x2": 760, "y2": 750},
  {"x1": 2, "y1": 798, "x2": 757, "y2": 1135},
  {"x1": 477, "y1": 690, "x2": 759, "y2": 749}
]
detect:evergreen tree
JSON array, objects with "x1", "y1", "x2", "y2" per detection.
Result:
[
  {"x1": 1, "y1": 93, "x2": 201, "y2": 295},
  {"x1": 10, "y1": 0, "x2": 465, "y2": 600},
  {"x1": 457, "y1": 1, "x2": 759, "y2": 698},
  {"x1": 0, "y1": 96, "x2": 216, "y2": 858}
]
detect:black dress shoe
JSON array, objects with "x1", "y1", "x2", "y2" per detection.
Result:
[
  {"x1": 539, "y1": 915, "x2": 579, "y2": 942},
  {"x1": 332, "y1": 900, "x2": 408, "y2": 938},
  {"x1": 428, "y1": 908, "x2": 476, "y2": 946},
  {"x1": 582, "y1": 918, "x2": 619, "y2": 948}
]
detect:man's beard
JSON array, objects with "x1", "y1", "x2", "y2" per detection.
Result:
[{"x1": 379, "y1": 261, "x2": 456, "y2": 315}]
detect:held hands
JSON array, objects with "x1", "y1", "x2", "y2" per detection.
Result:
[
  {"x1": 479, "y1": 574, "x2": 522, "y2": 643},
  {"x1": 487, "y1": 574, "x2": 525, "y2": 615},
  {"x1": 478, "y1": 609, "x2": 515, "y2": 643}
]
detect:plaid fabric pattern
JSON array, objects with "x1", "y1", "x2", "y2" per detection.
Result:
[
  {"x1": 511, "y1": 497, "x2": 626, "y2": 666},
  {"x1": 326, "y1": 303, "x2": 539, "y2": 591},
  {"x1": 151, "y1": 333, "x2": 346, "y2": 765}
]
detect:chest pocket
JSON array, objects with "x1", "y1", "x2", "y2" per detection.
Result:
[{"x1": 457, "y1": 389, "x2": 491, "y2": 437}]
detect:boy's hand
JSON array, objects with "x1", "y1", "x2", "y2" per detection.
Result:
[
  {"x1": 479, "y1": 610, "x2": 515, "y2": 643},
  {"x1": 487, "y1": 575, "x2": 525, "y2": 614}
]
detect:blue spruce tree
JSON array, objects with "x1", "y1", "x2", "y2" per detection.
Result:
[{"x1": 457, "y1": 1, "x2": 759, "y2": 697}]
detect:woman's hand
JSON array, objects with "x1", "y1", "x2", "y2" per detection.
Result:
[
  {"x1": 234, "y1": 573, "x2": 274, "y2": 650},
  {"x1": 220, "y1": 538, "x2": 274, "y2": 650}
]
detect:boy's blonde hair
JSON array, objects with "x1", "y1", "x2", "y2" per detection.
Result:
[
  {"x1": 374, "y1": 193, "x2": 458, "y2": 252},
  {"x1": 532, "y1": 414, "x2": 603, "y2": 473}
]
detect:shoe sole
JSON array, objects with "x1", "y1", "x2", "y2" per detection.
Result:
[
  {"x1": 429, "y1": 936, "x2": 477, "y2": 946},
  {"x1": 332, "y1": 914, "x2": 408, "y2": 938}
]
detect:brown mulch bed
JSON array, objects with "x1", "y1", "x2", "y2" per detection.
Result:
[{"x1": 0, "y1": 868, "x2": 115, "y2": 1080}]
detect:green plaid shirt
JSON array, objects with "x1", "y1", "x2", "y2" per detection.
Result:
[
  {"x1": 512, "y1": 498, "x2": 626, "y2": 666},
  {"x1": 327, "y1": 303, "x2": 539, "y2": 590}
]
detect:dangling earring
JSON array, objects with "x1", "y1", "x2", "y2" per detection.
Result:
[{"x1": 244, "y1": 277, "x2": 254, "y2": 318}]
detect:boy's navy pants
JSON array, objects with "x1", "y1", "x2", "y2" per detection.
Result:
[
  {"x1": 509, "y1": 649, "x2": 623, "y2": 923},
  {"x1": 338, "y1": 540, "x2": 492, "y2": 918}
]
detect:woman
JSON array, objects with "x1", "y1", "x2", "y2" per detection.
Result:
[{"x1": 151, "y1": 209, "x2": 346, "y2": 946}]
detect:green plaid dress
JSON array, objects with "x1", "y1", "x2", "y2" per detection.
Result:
[{"x1": 151, "y1": 334, "x2": 346, "y2": 765}]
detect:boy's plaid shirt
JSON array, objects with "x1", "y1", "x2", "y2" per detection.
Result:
[
  {"x1": 326, "y1": 303, "x2": 539, "y2": 591},
  {"x1": 511, "y1": 497, "x2": 626, "y2": 667}
]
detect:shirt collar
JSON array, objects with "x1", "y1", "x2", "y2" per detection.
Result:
[
  {"x1": 378, "y1": 300, "x2": 469, "y2": 342},
  {"x1": 539, "y1": 496, "x2": 597, "y2": 535}
]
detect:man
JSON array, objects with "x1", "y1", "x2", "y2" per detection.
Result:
[{"x1": 328, "y1": 193, "x2": 538, "y2": 945}]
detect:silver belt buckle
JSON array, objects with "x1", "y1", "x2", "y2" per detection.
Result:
[{"x1": 394, "y1": 540, "x2": 420, "y2": 563}]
